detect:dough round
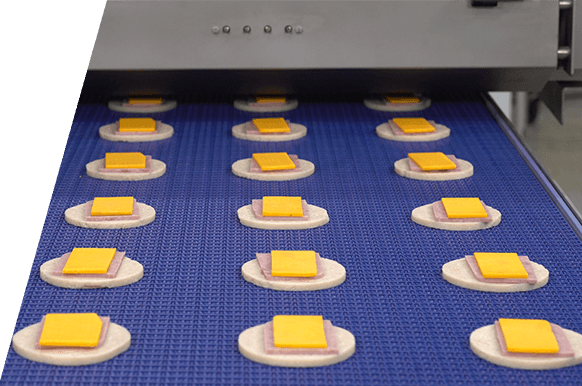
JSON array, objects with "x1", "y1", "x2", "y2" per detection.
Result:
[
  {"x1": 241, "y1": 258, "x2": 346, "y2": 291},
  {"x1": 64, "y1": 202, "x2": 156, "y2": 229},
  {"x1": 233, "y1": 98, "x2": 298, "y2": 113},
  {"x1": 108, "y1": 100, "x2": 177, "y2": 113},
  {"x1": 232, "y1": 123, "x2": 307, "y2": 142},
  {"x1": 376, "y1": 122, "x2": 450, "y2": 142},
  {"x1": 99, "y1": 122, "x2": 174, "y2": 142},
  {"x1": 470, "y1": 324, "x2": 582, "y2": 370},
  {"x1": 231, "y1": 159, "x2": 314, "y2": 181},
  {"x1": 394, "y1": 158, "x2": 473, "y2": 181},
  {"x1": 442, "y1": 258, "x2": 548, "y2": 292},
  {"x1": 40, "y1": 256, "x2": 144, "y2": 289},
  {"x1": 411, "y1": 203, "x2": 501, "y2": 231},
  {"x1": 237, "y1": 204, "x2": 329, "y2": 230},
  {"x1": 12, "y1": 321, "x2": 131, "y2": 366},
  {"x1": 238, "y1": 323, "x2": 355, "y2": 367},
  {"x1": 363, "y1": 96, "x2": 431, "y2": 112},
  {"x1": 86, "y1": 159, "x2": 166, "y2": 181}
]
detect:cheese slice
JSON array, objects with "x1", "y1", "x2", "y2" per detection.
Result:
[
  {"x1": 262, "y1": 196, "x2": 303, "y2": 217},
  {"x1": 62, "y1": 248, "x2": 117, "y2": 274},
  {"x1": 498, "y1": 319, "x2": 559, "y2": 354},
  {"x1": 408, "y1": 152, "x2": 456, "y2": 171},
  {"x1": 392, "y1": 118, "x2": 435, "y2": 133},
  {"x1": 252, "y1": 118, "x2": 290, "y2": 133},
  {"x1": 105, "y1": 152, "x2": 147, "y2": 169},
  {"x1": 39, "y1": 313, "x2": 103, "y2": 348},
  {"x1": 384, "y1": 94, "x2": 420, "y2": 104},
  {"x1": 271, "y1": 250, "x2": 317, "y2": 277},
  {"x1": 91, "y1": 197, "x2": 134, "y2": 216},
  {"x1": 441, "y1": 198, "x2": 487, "y2": 218},
  {"x1": 273, "y1": 315, "x2": 328, "y2": 348},
  {"x1": 474, "y1": 252, "x2": 528, "y2": 279},
  {"x1": 255, "y1": 96, "x2": 286, "y2": 104},
  {"x1": 128, "y1": 97, "x2": 162, "y2": 105},
  {"x1": 118, "y1": 118, "x2": 156, "y2": 132},
  {"x1": 252, "y1": 152, "x2": 295, "y2": 171}
]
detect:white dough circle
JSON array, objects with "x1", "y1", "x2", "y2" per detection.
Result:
[
  {"x1": 376, "y1": 122, "x2": 450, "y2": 142},
  {"x1": 64, "y1": 202, "x2": 156, "y2": 229},
  {"x1": 394, "y1": 158, "x2": 473, "y2": 181},
  {"x1": 12, "y1": 322, "x2": 131, "y2": 366},
  {"x1": 470, "y1": 324, "x2": 582, "y2": 370},
  {"x1": 241, "y1": 258, "x2": 346, "y2": 291},
  {"x1": 237, "y1": 204, "x2": 329, "y2": 230},
  {"x1": 363, "y1": 96, "x2": 431, "y2": 112},
  {"x1": 442, "y1": 258, "x2": 548, "y2": 292},
  {"x1": 231, "y1": 159, "x2": 314, "y2": 181},
  {"x1": 86, "y1": 159, "x2": 166, "y2": 181},
  {"x1": 238, "y1": 323, "x2": 355, "y2": 367},
  {"x1": 233, "y1": 98, "x2": 298, "y2": 113},
  {"x1": 108, "y1": 100, "x2": 177, "y2": 113},
  {"x1": 99, "y1": 122, "x2": 174, "y2": 142},
  {"x1": 232, "y1": 123, "x2": 307, "y2": 142},
  {"x1": 411, "y1": 203, "x2": 501, "y2": 231},
  {"x1": 40, "y1": 257, "x2": 144, "y2": 289}
]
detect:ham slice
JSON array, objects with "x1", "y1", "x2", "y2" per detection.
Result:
[
  {"x1": 35, "y1": 316, "x2": 110, "y2": 350},
  {"x1": 249, "y1": 155, "x2": 302, "y2": 174},
  {"x1": 389, "y1": 120, "x2": 437, "y2": 136},
  {"x1": 115, "y1": 121, "x2": 159, "y2": 136},
  {"x1": 494, "y1": 321, "x2": 575, "y2": 358},
  {"x1": 51, "y1": 251, "x2": 125, "y2": 278},
  {"x1": 251, "y1": 200, "x2": 310, "y2": 221},
  {"x1": 408, "y1": 155, "x2": 461, "y2": 173},
  {"x1": 255, "y1": 253, "x2": 325, "y2": 281},
  {"x1": 98, "y1": 156, "x2": 153, "y2": 173},
  {"x1": 84, "y1": 200, "x2": 141, "y2": 222},
  {"x1": 245, "y1": 121, "x2": 291, "y2": 135},
  {"x1": 432, "y1": 201, "x2": 493, "y2": 223},
  {"x1": 263, "y1": 320, "x2": 339, "y2": 355},
  {"x1": 465, "y1": 255, "x2": 537, "y2": 284}
]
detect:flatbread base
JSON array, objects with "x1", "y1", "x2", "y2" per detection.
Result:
[
  {"x1": 40, "y1": 256, "x2": 144, "y2": 289},
  {"x1": 108, "y1": 100, "x2": 177, "y2": 113},
  {"x1": 363, "y1": 96, "x2": 431, "y2": 112},
  {"x1": 231, "y1": 159, "x2": 314, "y2": 181},
  {"x1": 233, "y1": 99, "x2": 298, "y2": 113},
  {"x1": 394, "y1": 158, "x2": 473, "y2": 181},
  {"x1": 237, "y1": 204, "x2": 329, "y2": 230},
  {"x1": 411, "y1": 203, "x2": 501, "y2": 231},
  {"x1": 12, "y1": 322, "x2": 131, "y2": 366},
  {"x1": 64, "y1": 202, "x2": 156, "y2": 229},
  {"x1": 442, "y1": 258, "x2": 548, "y2": 292},
  {"x1": 232, "y1": 123, "x2": 307, "y2": 142},
  {"x1": 470, "y1": 324, "x2": 582, "y2": 370},
  {"x1": 99, "y1": 123, "x2": 174, "y2": 142},
  {"x1": 238, "y1": 323, "x2": 355, "y2": 367},
  {"x1": 241, "y1": 258, "x2": 346, "y2": 291},
  {"x1": 376, "y1": 122, "x2": 450, "y2": 142},
  {"x1": 86, "y1": 159, "x2": 166, "y2": 181}
]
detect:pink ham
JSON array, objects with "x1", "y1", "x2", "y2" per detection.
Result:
[
  {"x1": 115, "y1": 121, "x2": 159, "y2": 136},
  {"x1": 465, "y1": 255, "x2": 537, "y2": 284},
  {"x1": 51, "y1": 251, "x2": 125, "y2": 279},
  {"x1": 121, "y1": 102, "x2": 161, "y2": 108},
  {"x1": 432, "y1": 201, "x2": 493, "y2": 223},
  {"x1": 244, "y1": 121, "x2": 291, "y2": 135},
  {"x1": 35, "y1": 316, "x2": 110, "y2": 350},
  {"x1": 249, "y1": 155, "x2": 302, "y2": 174},
  {"x1": 255, "y1": 253, "x2": 325, "y2": 281},
  {"x1": 494, "y1": 321, "x2": 574, "y2": 358},
  {"x1": 389, "y1": 120, "x2": 437, "y2": 136},
  {"x1": 98, "y1": 156, "x2": 153, "y2": 173},
  {"x1": 263, "y1": 320, "x2": 339, "y2": 355},
  {"x1": 248, "y1": 102, "x2": 286, "y2": 108},
  {"x1": 251, "y1": 200, "x2": 310, "y2": 221},
  {"x1": 408, "y1": 155, "x2": 461, "y2": 173},
  {"x1": 84, "y1": 200, "x2": 141, "y2": 222}
]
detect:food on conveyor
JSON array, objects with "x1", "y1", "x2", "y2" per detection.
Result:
[
  {"x1": 238, "y1": 315, "x2": 355, "y2": 367},
  {"x1": 241, "y1": 250, "x2": 346, "y2": 291},
  {"x1": 108, "y1": 97, "x2": 177, "y2": 113},
  {"x1": 86, "y1": 152, "x2": 166, "y2": 181},
  {"x1": 411, "y1": 197, "x2": 501, "y2": 231},
  {"x1": 237, "y1": 196, "x2": 329, "y2": 230},
  {"x1": 442, "y1": 252, "x2": 548, "y2": 292},
  {"x1": 64, "y1": 196, "x2": 156, "y2": 229},
  {"x1": 376, "y1": 117, "x2": 450, "y2": 142},
  {"x1": 12, "y1": 313, "x2": 131, "y2": 366},
  {"x1": 364, "y1": 93, "x2": 431, "y2": 112},
  {"x1": 99, "y1": 118, "x2": 174, "y2": 142},
  {"x1": 40, "y1": 247, "x2": 144, "y2": 289},
  {"x1": 232, "y1": 118, "x2": 307, "y2": 142},
  {"x1": 470, "y1": 318, "x2": 582, "y2": 370},
  {"x1": 231, "y1": 152, "x2": 315, "y2": 181},
  {"x1": 394, "y1": 152, "x2": 473, "y2": 181},
  {"x1": 233, "y1": 96, "x2": 298, "y2": 112}
]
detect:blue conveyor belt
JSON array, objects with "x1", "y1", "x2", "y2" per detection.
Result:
[{"x1": 2, "y1": 94, "x2": 582, "y2": 385}]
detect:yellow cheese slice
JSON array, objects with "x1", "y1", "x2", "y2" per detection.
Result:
[
  {"x1": 105, "y1": 152, "x2": 147, "y2": 169},
  {"x1": 392, "y1": 118, "x2": 435, "y2": 133},
  {"x1": 262, "y1": 196, "x2": 303, "y2": 217},
  {"x1": 252, "y1": 152, "x2": 296, "y2": 171},
  {"x1": 273, "y1": 315, "x2": 328, "y2": 348},
  {"x1": 39, "y1": 313, "x2": 103, "y2": 348},
  {"x1": 128, "y1": 97, "x2": 162, "y2": 105},
  {"x1": 255, "y1": 96, "x2": 286, "y2": 104},
  {"x1": 441, "y1": 197, "x2": 487, "y2": 218},
  {"x1": 252, "y1": 118, "x2": 291, "y2": 133},
  {"x1": 408, "y1": 152, "x2": 456, "y2": 171},
  {"x1": 91, "y1": 197, "x2": 134, "y2": 216},
  {"x1": 62, "y1": 248, "x2": 117, "y2": 274},
  {"x1": 384, "y1": 94, "x2": 420, "y2": 104},
  {"x1": 118, "y1": 118, "x2": 156, "y2": 132},
  {"x1": 498, "y1": 319, "x2": 559, "y2": 354},
  {"x1": 474, "y1": 252, "x2": 528, "y2": 279},
  {"x1": 271, "y1": 250, "x2": 317, "y2": 277}
]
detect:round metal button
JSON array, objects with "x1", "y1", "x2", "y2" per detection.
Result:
[
  {"x1": 285, "y1": 25, "x2": 293, "y2": 33},
  {"x1": 264, "y1": 25, "x2": 272, "y2": 33},
  {"x1": 222, "y1": 25, "x2": 230, "y2": 33},
  {"x1": 243, "y1": 25, "x2": 251, "y2": 33}
]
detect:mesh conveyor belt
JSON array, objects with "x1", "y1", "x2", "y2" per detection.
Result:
[{"x1": 2, "y1": 94, "x2": 582, "y2": 385}]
